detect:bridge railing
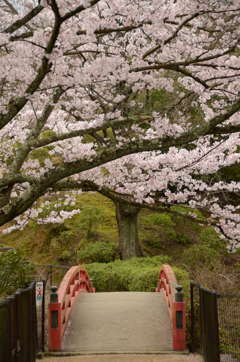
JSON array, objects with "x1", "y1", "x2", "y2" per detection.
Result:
[
  {"x1": 48, "y1": 265, "x2": 95, "y2": 351},
  {"x1": 155, "y1": 264, "x2": 186, "y2": 351}
]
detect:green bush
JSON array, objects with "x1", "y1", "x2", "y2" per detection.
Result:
[
  {"x1": 144, "y1": 213, "x2": 175, "y2": 227},
  {"x1": 164, "y1": 228, "x2": 177, "y2": 241},
  {"x1": 85, "y1": 255, "x2": 189, "y2": 293},
  {"x1": 199, "y1": 227, "x2": 226, "y2": 252},
  {"x1": 176, "y1": 234, "x2": 191, "y2": 245},
  {"x1": 181, "y1": 227, "x2": 227, "y2": 271},
  {"x1": 182, "y1": 243, "x2": 220, "y2": 269},
  {"x1": 0, "y1": 249, "x2": 35, "y2": 297},
  {"x1": 76, "y1": 206, "x2": 107, "y2": 240},
  {"x1": 128, "y1": 267, "x2": 160, "y2": 291},
  {"x1": 58, "y1": 249, "x2": 72, "y2": 262},
  {"x1": 77, "y1": 242, "x2": 118, "y2": 263},
  {"x1": 144, "y1": 239, "x2": 162, "y2": 248},
  {"x1": 86, "y1": 262, "x2": 159, "y2": 292},
  {"x1": 57, "y1": 229, "x2": 79, "y2": 244}
]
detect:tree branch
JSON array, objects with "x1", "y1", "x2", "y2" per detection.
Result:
[{"x1": 4, "y1": 5, "x2": 44, "y2": 34}]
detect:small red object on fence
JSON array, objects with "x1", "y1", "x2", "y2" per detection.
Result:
[
  {"x1": 156, "y1": 264, "x2": 186, "y2": 351},
  {"x1": 48, "y1": 266, "x2": 95, "y2": 351}
]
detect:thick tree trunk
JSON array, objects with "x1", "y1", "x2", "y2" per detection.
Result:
[{"x1": 115, "y1": 201, "x2": 143, "y2": 259}]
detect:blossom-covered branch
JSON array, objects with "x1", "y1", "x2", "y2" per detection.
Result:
[{"x1": 0, "y1": 0, "x2": 240, "y2": 248}]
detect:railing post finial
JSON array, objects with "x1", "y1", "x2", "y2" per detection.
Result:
[
  {"x1": 175, "y1": 285, "x2": 183, "y2": 302},
  {"x1": 50, "y1": 286, "x2": 58, "y2": 303}
]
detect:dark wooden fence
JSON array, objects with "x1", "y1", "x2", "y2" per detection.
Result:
[
  {"x1": 190, "y1": 282, "x2": 240, "y2": 362},
  {"x1": 0, "y1": 282, "x2": 38, "y2": 362}
]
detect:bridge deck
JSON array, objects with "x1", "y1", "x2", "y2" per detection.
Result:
[{"x1": 63, "y1": 292, "x2": 172, "y2": 353}]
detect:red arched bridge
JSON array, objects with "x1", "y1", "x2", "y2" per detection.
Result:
[{"x1": 48, "y1": 264, "x2": 186, "y2": 354}]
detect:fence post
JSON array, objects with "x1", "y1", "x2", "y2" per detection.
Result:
[
  {"x1": 17, "y1": 288, "x2": 33, "y2": 362},
  {"x1": 0, "y1": 300, "x2": 11, "y2": 362},
  {"x1": 41, "y1": 280, "x2": 46, "y2": 352},
  {"x1": 48, "y1": 286, "x2": 62, "y2": 351},
  {"x1": 200, "y1": 288, "x2": 220, "y2": 362},
  {"x1": 172, "y1": 285, "x2": 186, "y2": 351},
  {"x1": 29, "y1": 282, "x2": 38, "y2": 362},
  {"x1": 190, "y1": 282, "x2": 201, "y2": 352},
  {"x1": 6, "y1": 295, "x2": 18, "y2": 362}
]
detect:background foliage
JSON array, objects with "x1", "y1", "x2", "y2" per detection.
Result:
[
  {"x1": 0, "y1": 249, "x2": 35, "y2": 297},
  {"x1": 0, "y1": 193, "x2": 239, "y2": 297}
]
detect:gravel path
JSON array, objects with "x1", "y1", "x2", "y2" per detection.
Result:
[{"x1": 42, "y1": 353, "x2": 203, "y2": 362}]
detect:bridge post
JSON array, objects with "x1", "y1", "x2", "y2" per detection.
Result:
[
  {"x1": 89, "y1": 279, "x2": 96, "y2": 293},
  {"x1": 48, "y1": 286, "x2": 62, "y2": 351},
  {"x1": 172, "y1": 285, "x2": 186, "y2": 351}
]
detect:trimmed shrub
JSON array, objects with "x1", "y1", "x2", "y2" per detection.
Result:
[
  {"x1": 77, "y1": 242, "x2": 118, "y2": 263},
  {"x1": 128, "y1": 267, "x2": 160, "y2": 291},
  {"x1": 85, "y1": 255, "x2": 189, "y2": 293}
]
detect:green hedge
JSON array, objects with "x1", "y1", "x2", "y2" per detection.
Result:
[
  {"x1": 86, "y1": 256, "x2": 189, "y2": 294},
  {"x1": 77, "y1": 241, "x2": 118, "y2": 263}
]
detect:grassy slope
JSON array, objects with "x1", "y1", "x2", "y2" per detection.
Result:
[
  {"x1": 0, "y1": 193, "x2": 206, "y2": 263},
  {"x1": 0, "y1": 192, "x2": 239, "y2": 293},
  {"x1": 0, "y1": 193, "x2": 117, "y2": 264}
]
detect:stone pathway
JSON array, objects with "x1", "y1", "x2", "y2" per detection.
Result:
[{"x1": 63, "y1": 292, "x2": 172, "y2": 353}]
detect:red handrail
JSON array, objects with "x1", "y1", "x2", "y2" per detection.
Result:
[
  {"x1": 155, "y1": 264, "x2": 186, "y2": 351},
  {"x1": 48, "y1": 265, "x2": 95, "y2": 351}
]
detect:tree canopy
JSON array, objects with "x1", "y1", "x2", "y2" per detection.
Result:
[{"x1": 0, "y1": 0, "x2": 240, "y2": 249}]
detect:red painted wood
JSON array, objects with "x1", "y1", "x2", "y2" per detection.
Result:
[
  {"x1": 155, "y1": 264, "x2": 186, "y2": 351},
  {"x1": 48, "y1": 265, "x2": 95, "y2": 351},
  {"x1": 48, "y1": 302, "x2": 61, "y2": 350},
  {"x1": 172, "y1": 301, "x2": 186, "y2": 350}
]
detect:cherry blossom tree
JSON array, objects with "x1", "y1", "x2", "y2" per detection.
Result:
[{"x1": 1, "y1": 0, "x2": 240, "y2": 257}]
